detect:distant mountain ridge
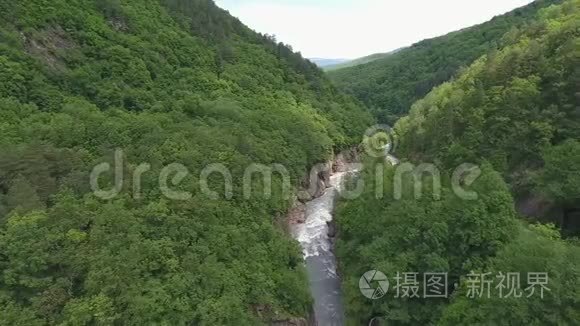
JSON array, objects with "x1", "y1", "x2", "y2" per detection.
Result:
[
  {"x1": 328, "y1": 0, "x2": 564, "y2": 123},
  {"x1": 323, "y1": 48, "x2": 404, "y2": 71},
  {"x1": 308, "y1": 57, "x2": 349, "y2": 67}
]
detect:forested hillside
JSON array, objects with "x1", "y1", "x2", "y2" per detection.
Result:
[
  {"x1": 336, "y1": 0, "x2": 580, "y2": 324},
  {"x1": 323, "y1": 50, "x2": 400, "y2": 72},
  {"x1": 328, "y1": 0, "x2": 563, "y2": 124},
  {"x1": 0, "y1": 0, "x2": 372, "y2": 324},
  {"x1": 395, "y1": 0, "x2": 580, "y2": 224}
]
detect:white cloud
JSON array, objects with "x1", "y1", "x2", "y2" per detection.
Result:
[{"x1": 215, "y1": 0, "x2": 534, "y2": 59}]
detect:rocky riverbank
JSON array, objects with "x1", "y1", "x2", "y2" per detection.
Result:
[{"x1": 285, "y1": 148, "x2": 361, "y2": 326}]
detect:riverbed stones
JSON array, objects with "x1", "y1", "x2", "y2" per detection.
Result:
[{"x1": 287, "y1": 201, "x2": 306, "y2": 224}]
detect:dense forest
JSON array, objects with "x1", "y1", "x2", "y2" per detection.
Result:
[
  {"x1": 328, "y1": 0, "x2": 564, "y2": 124},
  {"x1": 1, "y1": 0, "x2": 578, "y2": 324},
  {"x1": 0, "y1": 0, "x2": 373, "y2": 324},
  {"x1": 322, "y1": 51, "x2": 400, "y2": 72},
  {"x1": 336, "y1": 0, "x2": 580, "y2": 324},
  {"x1": 395, "y1": 0, "x2": 580, "y2": 228}
]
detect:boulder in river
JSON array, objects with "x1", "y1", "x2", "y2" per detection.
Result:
[{"x1": 327, "y1": 220, "x2": 337, "y2": 238}]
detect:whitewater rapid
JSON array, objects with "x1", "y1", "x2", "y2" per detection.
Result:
[{"x1": 291, "y1": 169, "x2": 357, "y2": 326}]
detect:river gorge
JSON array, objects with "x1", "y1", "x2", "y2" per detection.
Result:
[{"x1": 289, "y1": 152, "x2": 360, "y2": 326}]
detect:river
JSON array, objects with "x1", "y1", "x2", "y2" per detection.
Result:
[{"x1": 291, "y1": 169, "x2": 357, "y2": 326}]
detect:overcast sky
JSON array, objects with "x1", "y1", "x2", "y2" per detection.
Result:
[{"x1": 214, "y1": 0, "x2": 534, "y2": 59}]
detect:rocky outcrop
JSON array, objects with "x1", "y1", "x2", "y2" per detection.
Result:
[
  {"x1": 333, "y1": 147, "x2": 361, "y2": 173},
  {"x1": 516, "y1": 194, "x2": 580, "y2": 234},
  {"x1": 270, "y1": 307, "x2": 316, "y2": 326},
  {"x1": 109, "y1": 17, "x2": 129, "y2": 32},
  {"x1": 271, "y1": 318, "x2": 310, "y2": 326},
  {"x1": 289, "y1": 148, "x2": 361, "y2": 226},
  {"x1": 287, "y1": 201, "x2": 306, "y2": 225},
  {"x1": 23, "y1": 26, "x2": 76, "y2": 71},
  {"x1": 253, "y1": 304, "x2": 314, "y2": 326},
  {"x1": 296, "y1": 160, "x2": 333, "y2": 203},
  {"x1": 516, "y1": 194, "x2": 564, "y2": 225},
  {"x1": 327, "y1": 220, "x2": 337, "y2": 238}
]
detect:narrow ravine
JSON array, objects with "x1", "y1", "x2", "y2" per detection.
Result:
[{"x1": 291, "y1": 166, "x2": 358, "y2": 326}]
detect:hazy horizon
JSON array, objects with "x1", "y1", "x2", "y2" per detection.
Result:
[{"x1": 214, "y1": 0, "x2": 534, "y2": 59}]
